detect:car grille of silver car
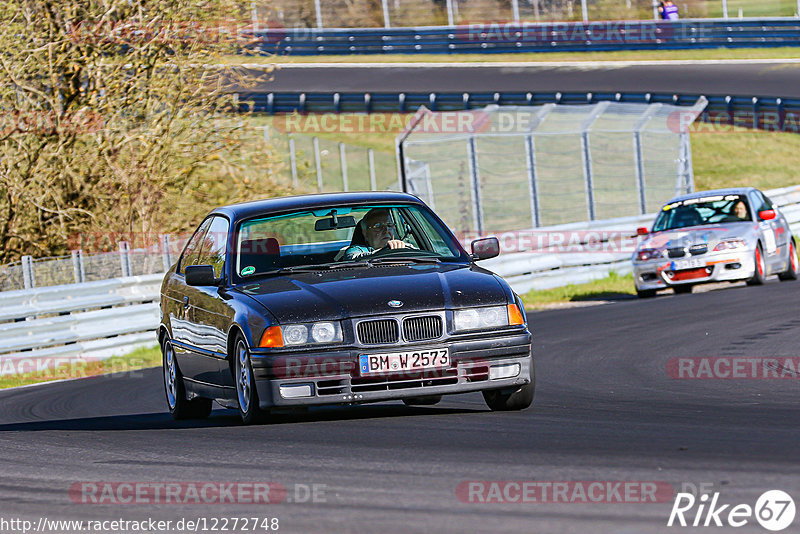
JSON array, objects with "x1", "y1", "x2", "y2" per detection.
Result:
[
  {"x1": 356, "y1": 315, "x2": 444, "y2": 345},
  {"x1": 668, "y1": 247, "x2": 686, "y2": 258}
]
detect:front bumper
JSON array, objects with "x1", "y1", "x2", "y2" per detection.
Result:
[
  {"x1": 250, "y1": 331, "x2": 532, "y2": 408},
  {"x1": 633, "y1": 250, "x2": 755, "y2": 291}
]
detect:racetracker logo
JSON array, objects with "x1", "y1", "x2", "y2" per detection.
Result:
[
  {"x1": 666, "y1": 357, "x2": 800, "y2": 379},
  {"x1": 454, "y1": 21, "x2": 677, "y2": 44},
  {"x1": 456, "y1": 230, "x2": 642, "y2": 254},
  {"x1": 68, "y1": 482, "x2": 290, "y2": 505},
  {"x1": 271, "y1": 111, "x2": 491, "y2": 135},
  {"x1": 456, "y1": 481, "x2": 674, "y2": 504},
  {"x1": 667, "y1": 110, "x2": 800, "y2": 134},
  {"x1": 667, "y1": 490, "x2": 796, "y2": 530}
]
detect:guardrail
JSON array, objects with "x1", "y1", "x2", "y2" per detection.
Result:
[
  {"x1": 482, "y1": 184, "x2": 800, "y2": 293},
  {"x1": 0, "y1": 274, "x2": 162, "y2": 376},
  {"x1": 3, "y1": 186, "x2": 799, "y2": 376},
  {"x1": 249, "y1": 19, "x2": 800, "y2": 55},
  {"x1": 242, "y1": 91, "x2": 800, "y2": 134}
]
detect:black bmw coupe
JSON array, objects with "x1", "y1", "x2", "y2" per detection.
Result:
[{"x1": 159, "y1": 191, "x2": 533, "y2": 423}]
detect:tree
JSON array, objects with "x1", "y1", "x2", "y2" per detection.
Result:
[{"x1": 0, "y1": 0, "x2": 278, "y2": 262}]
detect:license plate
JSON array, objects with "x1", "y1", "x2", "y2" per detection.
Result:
[
  {"x1": 359, "y1": 348, "x2": 450, "y2": 376},
  {"x1": 674, "y1": 258, "x2": 705, "y2": 270}
]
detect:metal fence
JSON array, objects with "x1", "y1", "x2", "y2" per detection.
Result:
[
  {"x1": 256, "y1": 0, "x2": 800, "y2": 29},
  {"x1": 398, "y1": 99, "x2": 706, "y2": 235},
  {"x1": 250, "y1": 19, "x2": 800, "y2": 54}
]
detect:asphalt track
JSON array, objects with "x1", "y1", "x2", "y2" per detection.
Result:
[
  {"x1": 257, "y1": 61, "x2": 800, "y2": 98},
  {"x1": 2, "y1": 279, "x2": 799, "y2": 533}
]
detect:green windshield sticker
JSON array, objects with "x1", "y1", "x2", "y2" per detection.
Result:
[{"x1": 241, "y1": 266, "x2": 256, "y2": 276}]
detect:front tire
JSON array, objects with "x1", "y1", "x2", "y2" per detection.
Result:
[
  {"x1": 233, "y1": 335, "x2": 265, "y2": 425},
  {"x1": 636, "y1": 289, "x2": 657, "y2": 299},
  {"x1": 483, "y1": 363, "x2": 535, "y2": 412},
  {"x1": 778, "y1": 239, "x2": 798, "y2": 281},
  {"x1": 747, "y1": 244, "x2": 767, "y2": 286},
  {"x1": 673, "y1": 284, "x2": 693, "y2": 294},
  {"x1": 162, "y1": 336, "x2": 212, "y2": 420}
]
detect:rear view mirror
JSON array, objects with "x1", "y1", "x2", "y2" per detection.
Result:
[
  {"x1": 315, "y1": 215, "x2": 356, "y2": 231},
  {"x1": 759, "y1": 210, "x2": 776, "y2": 221},
  {"x1": 185, "y1": 265, "x2": 218, "y2": 286},
  {"x1": 471, "y1": 237, "x2": 500, "y2": 261},
  {"x1": 637, "y1": 227, "x2": 649, "y2": 236}
]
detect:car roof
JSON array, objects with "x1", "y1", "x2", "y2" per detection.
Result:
[
  {"x1": 209, "y1": 191, "x2": 425, "y2": 224},
  {"x1": 665, "y1": 187, "x2": 759, "y2": 205}
]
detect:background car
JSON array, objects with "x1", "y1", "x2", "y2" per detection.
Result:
[
  {"x1": 632, "y1": 187, "x2": 798, "y2": 298},
  {"x1": 158, "y1": 191, "x2": 534, "y2": 423}
]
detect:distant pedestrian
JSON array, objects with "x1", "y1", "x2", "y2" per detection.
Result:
[{"x1": 659, "y1": 0, "x2": 680, "y2": 20}]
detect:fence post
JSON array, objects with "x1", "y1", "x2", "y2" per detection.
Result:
[
  {"x1": 313, "y1": 136, "x2": 323, "y2": 192},
  {"x1": 446, "y1": 0, "x2": 455, "y2": 26},
  {"x1": 511, "y1": 0, "x2": 520, "y2": 23},
  {"x1": 382, "y1": 0, "x2": 391, "y2": 28},
  {"x1": 579, "y1": 102, "x2": 609, "y2": 222},
  {"x1": 368, "y1": 148, "x2": 377, "y2": 190},
  {"x1": 466, "y1": 136, "x2": 484, "y2": 235},
  {"x1": 652, "y1": 0, "x2": 659, "y2": 19},
  {"x1": 289, "y1": 135, "x2": 299, "y2": 187},
  {"x1": 71, "y1": 250, "x2": 85, "y2": 284},
  {"x1": 524, "y1": 134, "x2": 541, "y2": 228},
  {"x1": 314, "y1": 0, "x2": 323, "y2": 29},
  {"x1": 119, "y1": 241, "x2": 132, "y2": 278},
  {"x1": 21, "y1": 255, "x2": 35, "y2": 289},
  {"x1": 160, "y1": 235, "x2": 173, "y2": 272},
  {"x1": 722, "y1": 0, "x2": 729, "y2": 19},
  {"x1": 339, "y1": 142, "x2": 349, "y2": 191},
  {"x1": 581, "y1": 0, "x2": 588, "y2": 22},
  {"x1": 633, "y1": 104, "x2": 662, "y2": 215}
]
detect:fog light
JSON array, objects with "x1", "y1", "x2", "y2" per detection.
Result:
[
  {"x1": 726, "y1": 263, "x2": 741, "y2": 270},
  {"x1": 489, "y1": 363, "x2": 520, "y2": 380},
  {"x1": 280, "y1": 383, "x2": 314, "y2": 399}
]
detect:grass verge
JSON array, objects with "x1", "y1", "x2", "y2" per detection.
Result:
[
  {"x1": 231, "y1": 47, "x2": 800, "y2": 65},
  {"x1": 519, "y1": 272, "x2": 636, "y2": 310},
  {"x1": 0, "y1": 345, "x2": 162, "y2": 390}
]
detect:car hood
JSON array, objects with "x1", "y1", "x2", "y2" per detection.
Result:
[
  {"x1": 638, "y1": 223, "x2": 755, "y2": 251},
  {"x1": 234, "y1": 263, "x2": 506, "y2": 323}
]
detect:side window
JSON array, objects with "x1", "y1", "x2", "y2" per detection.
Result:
[
  {"x1": 179, "y1": 218, "x2": 212, "y2": 274},
  {"x1": 760, "y1": 192, "x2": 775, "y2": 211},
  {"x1": 750, "y1": 192, "x2": 770, "y2": 220},
  {"x1": 197, "y1": 216, "x2": 230, "y2": 278}
]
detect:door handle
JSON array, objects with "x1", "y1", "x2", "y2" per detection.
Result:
[{"x1": 183, "y1": 296, "x2": 190, "y2": 309}]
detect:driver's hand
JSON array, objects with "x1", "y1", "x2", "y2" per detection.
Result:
[{"x1": 386, "y1": 240, "x2": 408, "y2": 249}]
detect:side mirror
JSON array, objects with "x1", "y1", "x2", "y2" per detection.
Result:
[
  {"x1": 471, "y1": 237, "x2": 500, "y2": 261},
  {"x1": 636, "y1": 227, "x2": 649, "y2": 236},
  {"x1": 185, "y1": 265, "x2": 218, "y2": 286},
  {"x1": 759, "y1": 210, "x2": 776, "y2": 221}
]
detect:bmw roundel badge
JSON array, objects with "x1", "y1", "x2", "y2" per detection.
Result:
[{"x1": 388, "y1": 300, "x2": 403, "y2": 308}]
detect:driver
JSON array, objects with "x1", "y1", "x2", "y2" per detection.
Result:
[
  {"x1": 341, "y1": 208, "x2": 412, "y2": 260},
  {"x1": 724, "y1": 200, "x2": 749, "y2": 221}
]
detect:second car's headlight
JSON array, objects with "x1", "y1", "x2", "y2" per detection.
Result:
[
  {"x1": 259, "y1": 322, "x2": 343, "y2": 348},
  {"x1": 454, "y1": 305, "x2": 520, "y2": 332},
  {"x1": 713, "y1": 239, "x2": 747, "y2": 251}
]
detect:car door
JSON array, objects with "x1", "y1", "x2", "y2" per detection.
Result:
[
  {"x1": 186, "y1": 215, "x2": 235, "y2": 387},
  {"x1": 170, "y1": 217, "x2": 221, "y2": 384},
  {"x1": 760, "y1": 191, "x2": 793, "y2": 270}
]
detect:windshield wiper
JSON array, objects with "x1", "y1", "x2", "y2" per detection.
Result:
[{"x1": 369, "y1": 256, "x2": 441, "y2": 264}]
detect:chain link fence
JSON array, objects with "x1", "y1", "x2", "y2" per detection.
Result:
[
  {"x1": 256, "y1": 0, "x2": 799, "y2": 29},
  {"x1": 399, "y1": 99, "x2": 707, "y2": 237}
]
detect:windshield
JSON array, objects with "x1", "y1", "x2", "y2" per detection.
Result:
[
  {"x1": 234, "y1": 203, "x2": 466, "y2": 280},
  {"x1": 652, "y1": 194, "x2": 751, "y2": 232}
]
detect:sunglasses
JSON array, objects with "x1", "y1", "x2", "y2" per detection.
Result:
[{"x1": 366, "y1": 222, "x2": 396, "y2": 231}]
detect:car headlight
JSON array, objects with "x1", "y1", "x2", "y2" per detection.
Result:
[
  {"x1": 454, "y1": 305, "x2": 523, "y2": 332},
  {"x1": 259, "y1": 322, "x2": 343, "y2": 348},
  {"x1": 713, "y1": 239, "x2": 747, "y2": 251},
  {"x1": 636, "y1": 249, "x2": 664, "y2": 261}
]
